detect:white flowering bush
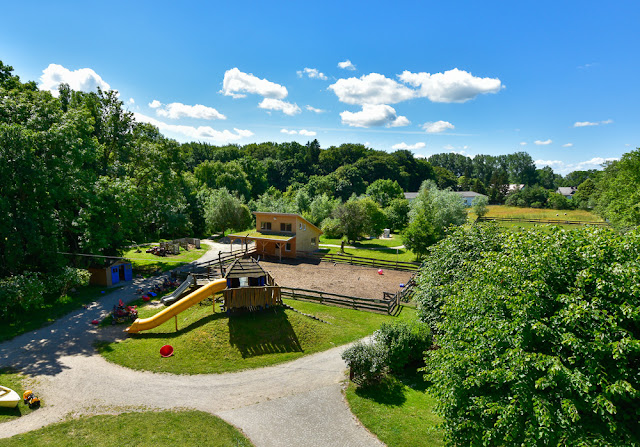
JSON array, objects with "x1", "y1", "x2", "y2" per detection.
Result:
[
  {"x1": 0, "y1": 272, "x2": 45, "y2": 319},
  {"x1": 49, "y1": 267, "x2": 91, "y2": 299}
]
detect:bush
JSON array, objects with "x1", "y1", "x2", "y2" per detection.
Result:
[
  {"x1": 48, "y1": 267, "x2": 91, "y2": 300},
  {"x1": 320, "y1": 217, "x2": 343, "y2": 239},
  {"x1": 342, "y1": 340, "x2": 388, "y2": 384},
  {"x1": 374, "y1": 321, "x2": 431, "y2": 372},
  {"x1": 530, "y1": 200, "x2": 543, "y2": 208},
  {"x1": 0, "y1": 272, "x2": 45, "y2": 319},
  {"x1": 425, "y1": 226, "x2": 640, "y2": 446}
]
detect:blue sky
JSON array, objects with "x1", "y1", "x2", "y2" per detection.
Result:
[{"x1": 2, "y1": 1, "x2": 638, "y2": 174}]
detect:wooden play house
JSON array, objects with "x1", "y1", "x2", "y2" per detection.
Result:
[
  {"x1": 88, "y1": 260, "x2": 133, "y2": 286},
  {"x1": 222, "y1": 258, "x2": 282, "y2": 311}
]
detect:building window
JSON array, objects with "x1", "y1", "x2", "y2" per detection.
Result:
[
  {"x1": 303, "y1": 224, "x2": 306, "y2": 230},
  {"x1": 285, "y1": 243, "x2": 292, "y2": 251},
  {"x1": 299, "y1": 223, "x2": 303, "y2": 230},
  {"x1": 280, "y1": 223, "x2": 292, "y2": 232},
  {"x1": 311, "y1": 237, "x2": 316, "y2": 245},
  {"x1": 261, "y1": 221, "x2": 271, "y2": 230}
]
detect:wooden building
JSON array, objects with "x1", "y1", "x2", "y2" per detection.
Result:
[
  {"x1": 222, "y1": 258, "x2": 281, "y2": 311},
  {"x1": 88, "y1": 260, "x2": 133, "y2": 287},
  {"x1": 228, "y1": 212, "x2": 323, "y2": 260}
]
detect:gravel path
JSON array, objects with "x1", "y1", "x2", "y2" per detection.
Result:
[{"x1": 0, "y1": 242, "x2": 383, "y2": 446}]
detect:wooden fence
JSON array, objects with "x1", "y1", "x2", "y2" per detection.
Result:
[
  {"x1": 281, "y1": 287, "x2": 400, "y2": 315},
  {"x1": 476, "y1": 216, "x2": 609, "y2": 226},
  {"x1": 223, "y1": 285, "x2": 282, "y2": 311},
  {"x1": 305, "y1": 251, "x2": 420, "y2": 272}
]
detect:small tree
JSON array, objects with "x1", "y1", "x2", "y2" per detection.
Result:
[
  {"x1": 366, "y1": 179, "x2": 404, "y2": 208},
  {"x1": 333, "y1": 200, "x2": 368, "y2": 243},
  {"x1": 471, "y1": 195, "x2": 489, "y2": 218},
  {"x1": 203, "y1": 188, "x2": 252, "y2": 236}
]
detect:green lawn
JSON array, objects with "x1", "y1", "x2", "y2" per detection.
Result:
[
  {"x1": 0, "y1": 369, "x2": 35, "y2": 423},
  {"x1": 320, "y1": 246, "x2": 416, "y2": 263},
  {"x1": 0, "y1": 411, "x2": 253, "y2": 447},
  {"x1": 97, "y1": 299, "x2": 415, "y2": 374},
  {"x1": 0, "y1": 285, "x2": 120, "y2": 343},
  {"x1": 345, "y1": 370, "x2": 444, "y2": 447},
  {"x1": 320, "y1": 234, "x2": 405, "y2": 248},
  {"x1": 122, "y1": 242, "x2": 211, "y2": 275}
]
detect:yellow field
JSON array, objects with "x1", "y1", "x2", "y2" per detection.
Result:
[{"x1": 469, "y1": 206, "x2": 604, "y2": 222}]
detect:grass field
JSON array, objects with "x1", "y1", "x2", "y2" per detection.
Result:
[
  {"x1": 318, "y1": 234, "x2": 417, "y2": 262},
  {"x1": 0, "y1": 369, "x2": 35, "y2": 423},
  {"x1": 345, "y1": 370, "x2": 444, "y2": 447},
  {"x1": 97, "y1": 298, "x2": 415, "y2": 374},
  {"x1": 122, "y1": 242, "x2": 210, "y2": 275},
  {"x1": 319, "y1": 234, "x2": 404, "y2": 248},
  {"x1": 470, "y1": 205, "x2": 604, "y2": 222},
  {"x1": 0, "y1": 285, "x2": 120, "y2": 343},
  {"x1": 0, "y1": 411, "x2": 253, "y2": 447}
]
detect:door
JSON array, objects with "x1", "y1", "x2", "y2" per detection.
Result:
[
  {"x1": 124, "y1": 264, "x2": 133, "y2": 281},
  {"x1": 111, "y1": 267, "x2": 120, "y2": 285}
]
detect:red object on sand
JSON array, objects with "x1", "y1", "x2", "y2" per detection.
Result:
[
  {"x1": 142, "y1": 295, "x2": 150, "y2": 302},
  {"x1": 91, "y1": 319, "x2": 100, "y2": 325},
  {"x1": 378, "y1": 269, "x2": 384, "y2": 275},
  {"x1": 160, "y1": 345, "x2": 174, "y2": 357}
]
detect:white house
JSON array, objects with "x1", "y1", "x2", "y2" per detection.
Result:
[
  {"x1": 557, "y1": 186, "x2": 578, "y2": 199},
  {"x1": 455, "y1": 191, "x2": 488, "y2": 207}
]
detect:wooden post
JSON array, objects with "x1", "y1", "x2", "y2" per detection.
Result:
[{"x1": 175, "y1": 315, "x2": 178, "y2": 332}]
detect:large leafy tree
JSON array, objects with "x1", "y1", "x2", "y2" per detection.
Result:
[
  {"x1": 366, "y1": 179, "x2": 404, "y2": 208},
  {"x1": 422, "y1": 225, "x2": 640, "y2": 446},
  {"x1": 202, "y1": 188, "x2": 251, "y2": 236},
  {"x1": 594, "y1": 148, "x2": 640, "y2": 229}
]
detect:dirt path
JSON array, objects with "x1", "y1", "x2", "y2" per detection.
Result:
[{"x1": 0, "y1": 243, "x2": 383, "y2": 447}]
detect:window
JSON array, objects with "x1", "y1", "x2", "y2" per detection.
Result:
[
  {"x1": 285, "y1": 243, "x2": 292, "y2": 251},
  {"x1": 311, "y1": 237, "x2": 316, "y2": 245},
  {"x1": 299, "y1": 223, "x2": 303, "y2": 230},
  {"x1": 280, "y1": 223, "x2": 292, "y2": 232},
  {"x1": 303, "y1": 224, "x2": 306, "y2": 231},
  {"x1": 260, "y1": 221, "x2": 271, "y2": 230}
]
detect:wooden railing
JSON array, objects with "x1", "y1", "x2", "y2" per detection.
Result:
[
  {"x1": 223, "y1": 286, "x2": 282, "y2": 310},
  {"x1": 281, "y1": 287, "x2": 400, "y2": 315},
  {"x1": 476, "y1": 216, "x2": 609, "y2": 226},
  {"x1": 305, "y1": 252, "x2": 420, "y2": 272}
]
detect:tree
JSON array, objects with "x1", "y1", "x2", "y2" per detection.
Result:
[
  {"x1": 594, "y1": 148, "x2": 640, "y2": 229},
  {"x1": 333, "y1": 200, "x2": 368, "y2": 243},
  {"x1": 366, "y1": 179, "x2": 404, "y2": 208},
  {"x1": 384, "y1": 198, "x2": 410, "y2": 232},
  {"x1": 471, "y1": 195, "x2": 489, "y2": 218},
  {"x1": 360, "y1": 196, "x2": 387, "y2": 237},
  {"x1": 306, "y1": 193, "x2": 340, "y2": 226},
  {"x1": 423, "y1": 226, "x2": 640, "y2": 446},
  {"x1": 202, "y1": 188, "x2": 251, "y2": 236},
  {"x1": 401, "y1": 212, "x2": 436, "y2": 259}
]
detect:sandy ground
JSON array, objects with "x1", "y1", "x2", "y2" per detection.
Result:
[
  {"x1": 260, "y1": 259, "x2": 412, "y2": 300},
  {"x1": 0, "y1": 242, "x2": 386, "y2": 447}
]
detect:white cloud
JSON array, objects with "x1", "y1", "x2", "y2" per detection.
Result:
[
  {"x1": 128, "y1": 98, "x2": 135, "y2": 105},
  {"x1": 443, "y1": 144, "x2": 455, "y2": 150},
  {"x1": 149, "y1": 101, "x2": 226, "y2": 120},
  {"x1": 519, "y1": 142, "x2": 527, "y2": 146},
  {"x1": 534, "y1": 139, "x2": 553, "y2": 145},
  {"x1": 562, "y1": 143, "x2": 574, "y2": 147},
  {"x1": 574, "y1": 119, "x2": 613, "y2": 127},
  {"x1": 398, "y1": 68, "x2": 502, "y2": 103},
  {"x1": 338, "y1": 60, "x2": 356, "y2": 70},
  {"x1": 297, "y1": 68, "x2": 327, "y2": 80},
  {"x1": 134, "y1": 113, "x2": 252, "y2": 144},
  {"x1": 258, "y1": 98, "x2": 301, "y2": 116},
  {"x1": 329, "y1": 73, "x2": 415, "y2": 105},
  {"x1": 306, "y1": 105, "x2": 326, "y2": 113},
  {"x1": 340, "y1": 104, "x2": 410, "y2": 128},
  {"x1": 280, "y1": 128, "x2": 317, "y2": 137},
  {"x1": 39, "y1": 63, "x2": 111, "y2": 96},
  {"x1": 221, "y1": 68, "x2": 288, "y2": 99},
  {"x1": 392, "y1": 142, "x2": 426, "y2": 150},
  {"x1": 422, "y1": 120, "x2": 455, "y2": 133},
  {"x1": 534, "y1": 157, "x2": 619, "y2": 175}
]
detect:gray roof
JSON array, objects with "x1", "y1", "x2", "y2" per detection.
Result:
[
  {"x1": 455, "y1": 191, "x2": 487, "y2": 198},
  {"x1": 557, "y1": 187, "x2": 577, "y2": 196},
  {"x1": 404, "y1": 192, "x2": 419, "y2": 200},
  {"x1": 224, "y1": 258, "x2": 267, "y2": 279}
]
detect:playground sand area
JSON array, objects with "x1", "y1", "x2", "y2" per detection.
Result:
[{"x1": 259, "y1": 259, "x2": 412, "y2": 300}]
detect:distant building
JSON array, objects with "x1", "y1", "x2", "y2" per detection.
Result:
[
  {"x1": 507, "y1": 184, "x2": 524, "y2": 193},
  {"x1": 557, "y1": 186, "x2": 578, "y2": 199},
  {"x1": 404, "y1": 192, "x2": 419, "y2": 201},
  {"x1": 455, "y1": 191, "x2": 488, "y2": 207},
  {"x1": 228, "y1": 212, "x2": 322, "y2": 260}
]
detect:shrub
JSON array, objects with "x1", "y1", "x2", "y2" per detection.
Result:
[
  {"x1": 320, "y1": 217, "x2": 343, "y2": 239},
  {"x1": 530, "y1": 200, "x2": 543, "y2": 208},
  {"x1": 342, "y1": 340, "x2": 388, "y2": 384},
  {"x1": 0, "y1": 272, "x2": 45, "y2": 319},
  {"x1": 374, "y1": 321, "x2": 431, "y2": 372},
  {"x1": 48, "y1": 267, "x2": 91, "y2": 300}
]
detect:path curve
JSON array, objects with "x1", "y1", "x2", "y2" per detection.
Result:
[{"x1": 0, "y1": 241, "x2": 382, "y2": 446}]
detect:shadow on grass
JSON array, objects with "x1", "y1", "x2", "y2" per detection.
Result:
[
  {"x1": 228, "y1": 307, "x2": 302, "y2": 358},
  {"x1": 126, "y1": 312, "x2": 228, "y2": 340},
  {"x1": 354, "y1": 375, "x2": 407, "y2": 407}
]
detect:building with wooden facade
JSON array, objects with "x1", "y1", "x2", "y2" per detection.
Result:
[
  {"x1": 228, "y1": 212, "x2": 322, "y2": 260},
  {"x1": 222, "y1": 258, "x2": 281, "y2": 311}
]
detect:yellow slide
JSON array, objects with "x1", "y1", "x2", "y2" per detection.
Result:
[{"x1": 125, "y1": 278, "x2": 227, "y2": 333}]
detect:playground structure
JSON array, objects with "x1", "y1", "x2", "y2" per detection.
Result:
[{"x1": 222, "y1": 258, "x2": 281, "y2": 312}]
